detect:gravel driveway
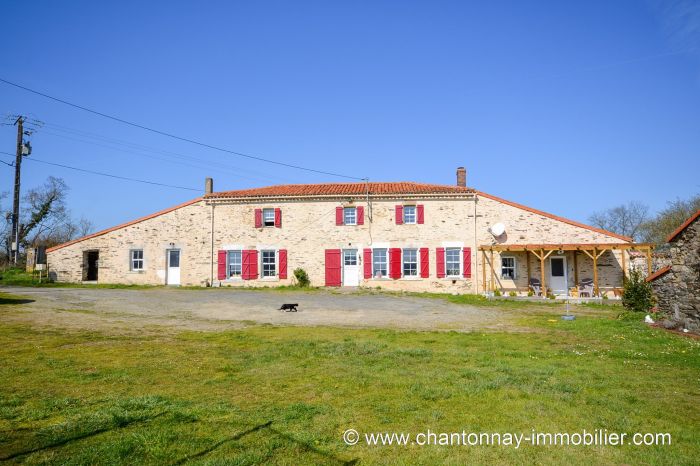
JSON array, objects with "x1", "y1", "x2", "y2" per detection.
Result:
[{"x1": 1, "y1": 287, "x2": 521, "y2": 334}]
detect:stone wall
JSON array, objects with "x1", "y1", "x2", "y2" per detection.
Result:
[
  {"x1": 652, "y1": 217, "x2": 700, "y2": 331},
  {"x1": 47, "y1": 191, "x2": 630, "y2": 293}
]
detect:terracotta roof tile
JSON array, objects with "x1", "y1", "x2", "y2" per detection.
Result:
[
  {"x1": 666, "y1": 209, "x2": 700, "y2": 243},
  {"x1": 206, "y1": 182, "x2": 474, "y2": 198},
  {"x1": 646, "y1": 265, "x2": 672, "y2": 282}
]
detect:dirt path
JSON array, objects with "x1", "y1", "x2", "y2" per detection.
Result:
[{"x1": 0, "y1": 287, "x2": 569, "y2": 335}]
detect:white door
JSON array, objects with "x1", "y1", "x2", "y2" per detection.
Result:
[
  {"x1": 549, "y1": 257, "x2": 568, "y2": 296},
  {"x1": 342, "y1": 249, "x2": 359, "y2": 286},
  {"x1": 167, "y1": 249, "x2": 181, "y2": 285}
]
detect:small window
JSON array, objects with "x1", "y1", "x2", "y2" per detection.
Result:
[
  {"x1": 403, "y1": 248, "x2": 418, "y2": 277},
  {"x1": 446, "y1": 248, "x2": 461, "y2": 277},
  {"x1": 343, "y1": 207, "x2": 357, "y2": 225},
  {"x1": 403, "y1": 205, "x2": 416, "y2": 224},
  {"x1": 228, "y1": 250, "x2": 242, "y2": 278},
  {"x1": 261, "y1": 250, "x2": 276, "y2": 277},
  {"x1": 131, "y1": 249, "x2": 144, "y2": 271},
  {"x1": 263, "y1": 208, "x2": 275, "y2": 227},
  {"x1": 373, "y1": 248, "x2": 388, "y2": 278},
  {"x1": 501, "y1": 257, "x2": 516, "y2": 280}
]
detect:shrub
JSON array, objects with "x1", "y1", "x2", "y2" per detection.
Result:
[
  {"x1": 622, "y1": 269, "x2": 654, "y2": 312},
  {"x1": 508, "y1": 291, "x2": 517, "y2": 297},
  {"x1": 527, "y1": 290, "x2": 534, "y2": 297},
  {"x1": 293, "y1": 268, "x2": 310, "y2": 287},
  {"x1": 493, "y1": 289, "x2": 502, "y2": 297}
]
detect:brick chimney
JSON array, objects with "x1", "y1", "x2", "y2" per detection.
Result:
[
  {"x1": 456, "y1": 167, "x2": 466, "y2": 187},
  {"x1": 205, "y1": 177, "x2": 213, "y2": 195}
]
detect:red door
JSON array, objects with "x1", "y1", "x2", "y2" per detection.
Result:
[{"x1": 325, "y1": 249, "x2": 341, "y2": 287}]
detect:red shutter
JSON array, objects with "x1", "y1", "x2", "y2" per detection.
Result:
[
  {"x1": 436, "y1": 247, "x2": 445, "y2": 278},
  {"x1": 274, "y1": 208, "x2": 282, "y2": 228},
  {"x1": 395, "y1": 205, "x2": 403, "y2": 225},
  {"x1": 335, "y1": 207, "x2": 344, "y2": 226},
  {"x1": 420, "y1": 248, "x2": 429, "y2": 278},
  {"x1": 254, "y1": 209, "x2": 262, "y2": 228},
  {"x1": 325, "y1": 249, "x2": 341, "y2": 286},
  {"x1": 417, "y1": 204, "x2": 424, "y2": 224},
  {"x1": 363, "y1": 248, "x2": 372, "y2": 279},
  {"x1": 217, "y1": 250, "x2": 227, "y2": 280},
  {"x1": 279, "y1": 249, "x2": 287, "y2": 279},
  {"x1": 357, "y1": 206, "x2": 364, "y2": 225},
  {"x1": 463, "y1": 247, "x2": 472, "y2": 278},
  {"x1": 389, "y1": 248, "x2": 402, "y2": 279},
  {"x1": 249, "y1": 250, "x2": 258, "y2": 279},
  {"x1": 242, "y1": 250, "x2": 251, "y2": 279}
]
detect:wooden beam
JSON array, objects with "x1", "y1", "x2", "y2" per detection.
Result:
[
  {"x1": 646, "y1": 247, "x2": 653, "y2": 277},
  {"x1": 478, "y1": 242, "x2": 654, "y2": 252},
  {"x1": 490, "y1": 250, "x2": 495, "y2": 291},
  {"x1": 580, "y1": 248, "x2": 595, "y2": 260},
  {"x1": 540, "y1": 248, "x2": 546, "y2": 298},
  {"x1": 593, "y1": 247, "x2": 599, "y2": 297},
  {"x1": 526, "y1": 251, "x2": 531, "y2": 292},
  {"x1": 482, "y1": 250, "x2": 486, "y2": 292},
  {"x1": 573, "y1": 251, "x2": 579, "y2": 287},
  {"x1": 621, "y1": 249, "x2": 626, "y2": 284}
]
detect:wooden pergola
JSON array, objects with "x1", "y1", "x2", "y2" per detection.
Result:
[{"x1": 478, "y1": 243, "x2": 655, "y2": 296}]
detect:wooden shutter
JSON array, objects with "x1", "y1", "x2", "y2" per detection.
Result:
[
  {"x1": 420, "y1": 248, "x2": 429, "y2": 278},
  {"x1": 436, "y1": 247, "x2": 445, "y2": 278},
  {"x1": 395, "y1": 205, "x2": 403, "y2": 225},
  {"x1": 335, "y1": 207, "x2": 344, "y2": 226},
  {"x1": 217, "y1": 250, "x2": 227, "y2": 280},
  {"x1": 363, "y1": 248, "x2": 372, "y2": 279},
  {"x1": 463, "y1": 247, "x2": 472, "y2": 278},
  {"x1": 325, "y1": 249, "x2": 341, "y2": 286},
  {"x1": 242, "y1": 250, "x2": 251, "y2": 279},
  {"x1": 357, "y1": 206, "x2": 364, "y2": 225},
  {"x1": 254, "y1": 209, "x2": 262, "y2": 228},
  {"x1": 274, "y1": 208, "x2": 282, "y2": 228},
  {"x1": 417, "y1": 204, "x2": 424, "y2": 224},
  {"x1": 279, "y1": 249, "x2": 287, "y2": 279},
  {"x1": 389, "y1": 248, "x2": 402, "y2": 279},
  {"x1": 249, "y1": 250, "x2": 258, "y2": 279}
]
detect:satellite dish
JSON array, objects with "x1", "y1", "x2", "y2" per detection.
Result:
[{"x1": 490, "y1": 223, "x2": 506, "y2": 237}]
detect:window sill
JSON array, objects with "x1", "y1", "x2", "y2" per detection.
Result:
[
  {"x1": 128, "y1": 270, "x2": 145, "y2": 274},
  {"x1": 260, "y1": 277, "x2": 279, "y2": 282},
  {"x1": 224, "y1": 277, "x2": 243, "y2": 282}
]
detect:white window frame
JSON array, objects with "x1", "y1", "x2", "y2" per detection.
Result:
[
  {"x1": 445, "y1": 247, "x2": 462, "y2": 277},
  {"x1": 343, "y1": 207, "x2": 357, "y2": 226},
  {"x1": 402, "y1": 248, "x2": 419, "y2": 278},
  {"x1": 372, "y1": 248, "x2": 388, "y2": 278},
  {"x1": 403, "y1": 205, "x2": 417, "y2": 224},
  {"x1": 260, "y1": 249, "x2": 277, "y2": 278},
  {"x1": 262, "y1": 208, "x2": 275, "y2": 227},
  {"x1": 130, "y1": 249, "x2": 144, "y2": 271},
  {"x1": 227, "y1": 250, "x2": 242, "y2": 279},
  {"x1": 501, "y1": 256, "x2": 517, "y2": 280}
]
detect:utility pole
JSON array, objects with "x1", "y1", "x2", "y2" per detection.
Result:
[{"x1": 10, "y1": 116, "x2": 24, "y2": 265}]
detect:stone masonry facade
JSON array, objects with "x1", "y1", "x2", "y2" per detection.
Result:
[
  {"x1": 650, "y1": 211, "x2": 700, "y2": 331},
  {"x1": 47, "y1": 182, "x2": 631, "y2": 294}
]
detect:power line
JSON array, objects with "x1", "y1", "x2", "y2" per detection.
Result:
[
  {"x1": 0, "y1": 77, "x2": 365, "y2": 181},
  {"x1": 0, "y1": 151, "x2": 199, "y2": 192}
]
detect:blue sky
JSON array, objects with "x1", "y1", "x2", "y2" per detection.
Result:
[{"x1": 1, "y1": 0, "x2": 699, "y2": 232}]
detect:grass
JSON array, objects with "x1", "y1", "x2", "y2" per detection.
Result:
[{"x1": 0, "y1": 294, "x2": 698, "y2": 465}]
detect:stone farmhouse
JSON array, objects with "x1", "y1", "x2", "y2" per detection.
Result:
[
  {"x1": 647, "y1": 209, "x2": 700, "y2": 331},
  {"x1": 47, "y1": 168, "x2": 654, "y2": 296}
]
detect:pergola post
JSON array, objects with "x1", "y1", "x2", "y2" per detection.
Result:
[
  {"x1": 573, "y1": 251, "x2": 579, "y2": 288},
  {"x1": 540, "y1": 248, "x2": 546, "y2": 298},
  {"x1": 621, "y1": 249, "x2": 627, "y2": 284},
  {"x1": 593, "y1": 247, "x2": 598, "y2": 296},
  {"x1": 490, "y1": 250, "x2": 495, "y2": 291},
  {"x1": 646, "y1": 247, "x2": 652, "y2": 277},
  {"x1": 482, "y1": 250, "x2": 486, "y2": 292},
  {"x1": 526, "y1": 250, "x2": 531, "y2": 293}
]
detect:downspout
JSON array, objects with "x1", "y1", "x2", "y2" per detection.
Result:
[
  {"x1": 473, "y1": 194, "x2": 479, "y2": 294},
  {"x1": 210, "y1": 203, "x2": 215, "y2": 286}
]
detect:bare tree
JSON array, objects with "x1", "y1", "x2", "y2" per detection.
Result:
[
  {"x1": 639, "y1": 194, "x2": 700, "y2": 245},
  {"x1": 588, "y1": 201, "x2": 650, "y2": 241}
]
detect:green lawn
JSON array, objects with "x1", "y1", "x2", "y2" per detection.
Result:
[{"x1": 0, "y1": 291, "x2": 698, "y2": 465}]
